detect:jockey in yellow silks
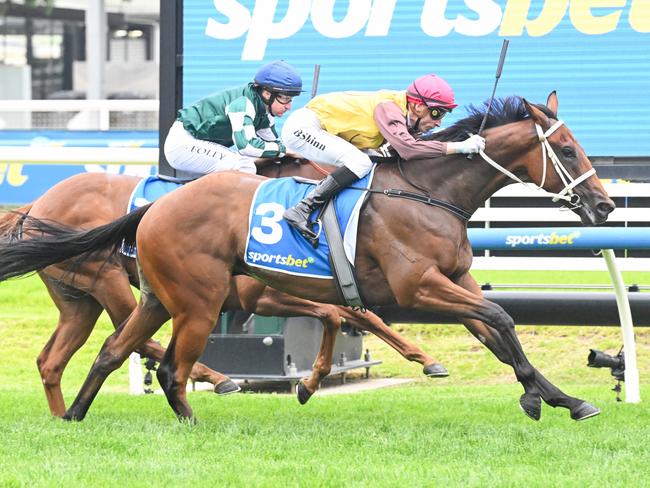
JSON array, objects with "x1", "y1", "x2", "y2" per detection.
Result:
[{"x1": 282, "y1": 74, "x2": 485, "y2": 242}]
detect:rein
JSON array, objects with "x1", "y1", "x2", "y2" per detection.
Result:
[
  {"x1": 306, "y1": 159, "x2": 331, "y2": 176},
  {"x1": 271, "y1": 158, "x2": 331, "y2": 179}
]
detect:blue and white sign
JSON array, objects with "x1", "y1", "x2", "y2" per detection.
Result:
[
  {"x1": 184, "y1": 1, "x2": 650, "y2": 157},
  {"x1": 0, "y1": 130, "x2": 158, "y2": 204},
  {"x1": 468, "y1": 227, "x2": 650, "y2": 251}
]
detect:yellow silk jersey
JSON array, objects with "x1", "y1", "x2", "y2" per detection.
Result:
[{"x1": 306, "y1": 90, "x2": 407, "y2": 149}]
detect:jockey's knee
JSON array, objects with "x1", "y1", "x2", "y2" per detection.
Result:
[
  {"x1": 339, "y1": 152, "x2": 372, "y2": 179},
  {"x1": 234, "y1": 156, "x2": 257, "y2": 175}
]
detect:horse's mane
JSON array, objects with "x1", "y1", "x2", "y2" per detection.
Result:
[{"x1": 425, "y1": 96, "x2": 556, "y2": 143}]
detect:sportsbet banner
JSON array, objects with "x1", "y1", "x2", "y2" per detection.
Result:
[
  {"x1": 0, "y1": 131, "x2": 157, "y2": 204},
  {"x1": 184, "y1": 0, "x2": 650, "y2": 157},
  {"x1": 468, "y1": 227, "x2": 650, "y2": 250}
]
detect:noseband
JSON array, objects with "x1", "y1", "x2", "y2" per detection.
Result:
[{"x1": 477, "y1": 120, "x2": 596, "y2": 208}]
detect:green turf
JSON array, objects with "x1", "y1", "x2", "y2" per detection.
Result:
[
  {"x1": 1, "y1": 272, "x2": 649, "y2": 487},
  {"x1": 0, "y1": 387, "x2": 649, "y2": 487}
]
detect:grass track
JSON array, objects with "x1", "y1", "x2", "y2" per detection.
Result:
[
  {"x1": 1, "y1": 387, "x2": 649, "y2": 487},
  {"x1": 1, "y1": 272, "x2": 649, "y2": 486}
]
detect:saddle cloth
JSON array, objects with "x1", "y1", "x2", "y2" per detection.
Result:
[
  {"x1": 122, "y1": 176, "x2": 183, "y2": 256},
  {"x1": 245, "y1": 167, "x2": 375, "y2": 279}
]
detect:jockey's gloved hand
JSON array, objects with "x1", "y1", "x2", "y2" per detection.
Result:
[{"x1": 447, "y1": 134, "x2": 486, "y2": 155}]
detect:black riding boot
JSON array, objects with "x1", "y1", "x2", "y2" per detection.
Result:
[{"x1": 283, "y1": 166, "x2": 359, "y2": 243}]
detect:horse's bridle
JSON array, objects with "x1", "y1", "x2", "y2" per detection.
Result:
[{"x1": 477, "y1": 120, "x2": 596, "y2": 208}]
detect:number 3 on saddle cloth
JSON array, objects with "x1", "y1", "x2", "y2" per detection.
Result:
[
  {"x1": 246, "y1": 168, "x2": 375, "y2": 279},
  {"x1": 121, "y1": 170, "x2": 374, "y2": 277}
]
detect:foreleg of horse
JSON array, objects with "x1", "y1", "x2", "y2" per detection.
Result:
[
  {"x1": 457, "y1": 274, "x2": 597, "y2": 421},
  {"x1": 63, "y1": 292, "x2": 170, "y2": 421},
  {"x1": 297, "y1": 310, "x2": 340, "y2": 405},
  {"x1": 38, "y1": 279, "x2": 103, "y2": 417},
  {"x1": 234, "y1": 279, "x2": 342, "y2": 404},
  {"x1": 338, "y1": 308, "x2": 448, "y2": 377},
  {"x1": 403, "y1": 268, "x2": 538, "y2": 397}
]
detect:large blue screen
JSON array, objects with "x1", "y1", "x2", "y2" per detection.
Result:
[{"x1": 184, "y1": 0, "x2": 650, "y2": 157}]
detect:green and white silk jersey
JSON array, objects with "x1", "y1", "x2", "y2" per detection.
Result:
[{"x1": 177, "y1": 83, "x2": 286, "y2": 158}]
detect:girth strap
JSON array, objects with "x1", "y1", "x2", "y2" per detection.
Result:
[{"x1": 320, "y1": 200, "x2": 365, "y2": 309}]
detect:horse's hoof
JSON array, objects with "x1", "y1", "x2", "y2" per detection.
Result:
[
  {"x1": 423, "y1": 363, "x2": 449, "y2": 377},
  {"x1": 571, "y1": 401, "x2": 601, "y2": 421},
  {"x1": 519, "y1": 393, "x2": 542, "y2": 421},
  {"x1": 214, "y1": 379, "x2": 241, "y2": 395},
  {"x1": 296, "y1": 381, "x2": 313, "y2": 405}
]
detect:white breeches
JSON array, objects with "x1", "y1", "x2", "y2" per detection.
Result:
[
  {"x1": 281, "y1": 108, "x2": 373, "y2": 178},
  {"x1": 163, "y1": 121, "x2": 257, "y2": 177}
]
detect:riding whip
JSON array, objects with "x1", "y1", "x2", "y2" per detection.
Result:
[
  {"x1": 303, "y1": 64, "x2": 329, "y2": 176},
  {"x1": 311, "y1": 64, "x2": 321, "y2": 99},
  {"x1": 468, "y1": 39, "x2": 509, "y2": 160}
]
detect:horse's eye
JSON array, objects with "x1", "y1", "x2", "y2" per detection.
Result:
[{"x1": 562, "y1": 146, "x2": 576, "y2": 158}]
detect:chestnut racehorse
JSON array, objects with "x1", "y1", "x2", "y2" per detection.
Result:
[
  {"x1": 0, "y1": 160, "x2": 444, "y2": 417},
  {"x1": 0, "y1": 94, "x2": 615, "y2": 422}
]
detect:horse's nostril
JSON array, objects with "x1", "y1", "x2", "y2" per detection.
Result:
[{"x1": 597, "y1": 200, "x2": 616, "y2": 215}]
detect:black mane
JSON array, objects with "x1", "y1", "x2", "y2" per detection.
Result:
[{"x1": 425, "y1": 96, "x2": 556, "y2": 143}]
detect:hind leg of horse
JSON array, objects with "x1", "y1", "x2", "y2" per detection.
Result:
[
  {"x1": 63, "y1": 291, "x2": 170, "y2": 421},
  {"x1": 457, "y1": 274, "x2": 596, "y2": 421},
  {"x1": 96, "y1": 267, "x2": 237, "y2": 394},
  {"x1": 152, "y1": 265, "x2": 233, "y2": 421},
  {"x1": 156, "y1": 310, "x2": 228, "y2": 421},
  {"x1": 37, "y1": 278, "x2": 103, "y2": 417},
  {"x1": 338, "y1": 308, "x2": 448, "y2": 377}
]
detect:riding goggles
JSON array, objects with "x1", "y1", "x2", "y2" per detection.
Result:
[
  {"x1": 274, "y1": 93, "x2": 295, "y2": 105},
  {"x1": 428, "y1": 106, "x2": 450, "y2": 120},
  {"x1": 410, "y1": 84, "x2": 452, "y2": 120}
]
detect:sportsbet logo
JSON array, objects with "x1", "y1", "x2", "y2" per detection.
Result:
[
  {"x1": 505, "y1": 231, "x2": 581, "y2": 248},
  {"x1": 205, "y1": 1, "x2": 650, "y2": 60},
  {"x1": 247, "y1": 251, "x2": 316, "y2": 269}
]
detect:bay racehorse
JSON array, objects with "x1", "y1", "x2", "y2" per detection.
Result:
[
  {"x1": 0, "y1": 93, "x2": 615, "y2": 422},
  {"x1": 0, "y1": 160, "x2": 445, "y2": 417}
]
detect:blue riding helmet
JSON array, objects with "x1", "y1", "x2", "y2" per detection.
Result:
[{"x1": 254, "y1": 60, "x2": 303, "y2": 97}]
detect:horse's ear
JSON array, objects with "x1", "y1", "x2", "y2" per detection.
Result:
[
  {"x1": 546, "y1": 91, "x2": 558, "y2": 116},
  {"x1": 523, "y1": 98, "x2": 550, "y2": 128}
]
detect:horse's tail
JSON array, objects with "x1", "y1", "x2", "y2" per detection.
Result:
[
  {"x1": 0, "y1": 203, "x2": 152, "y2": 282},
  {"x1": 0, "y1": 203, "x2": 33, "y2": 237}
]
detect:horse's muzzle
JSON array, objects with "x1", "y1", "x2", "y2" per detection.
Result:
[{"x1": 575, "y1": 194, "x2": 615, "y2": 226}]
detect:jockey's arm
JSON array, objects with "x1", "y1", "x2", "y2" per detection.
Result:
[
  {"x1": 227, "y1": 97, "x2": 286, "y2": 159},
  {"x1": 374, "y1": 101, "x2": 447, "y2": 160}
]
